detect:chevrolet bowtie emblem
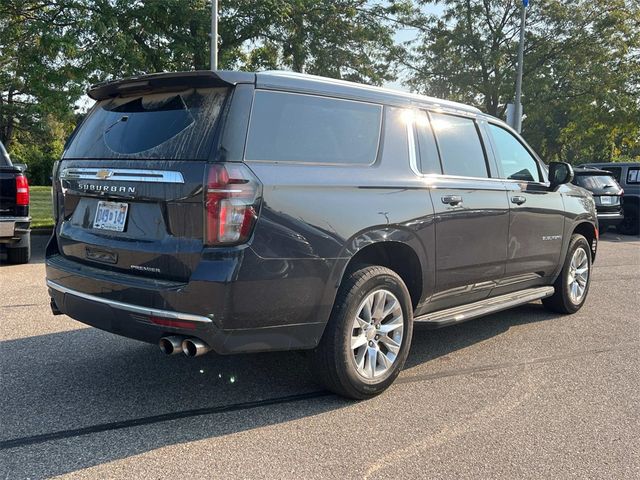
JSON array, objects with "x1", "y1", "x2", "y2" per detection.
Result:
[{"x1": 95, "y1": 169, "x2": 113, "y2": 180}]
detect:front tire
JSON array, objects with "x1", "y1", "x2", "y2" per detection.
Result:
[
  {"x1": 309, "y1": 266, "x2": 413, "y2": 400},
  {"x1": 543, "y1": 234, "x2": 591, "y2": 314}
]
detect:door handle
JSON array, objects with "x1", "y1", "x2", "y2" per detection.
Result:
[
  {"x1": 511, "y1": 195, "x2": 527, "y2": 205},
  {"x1": 441, "y1": 195, "x2": 463, "y2": 206}
]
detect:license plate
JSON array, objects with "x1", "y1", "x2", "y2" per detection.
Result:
[
  {"x1": 599, "y1": 196, "x2": 613, "y2": 205},
  {"x1": 0, "y1": 221, "x2": 15, "y2": 237},
  {"x1": 93, "y1": 201, "x2": 128, "y2": 232}
]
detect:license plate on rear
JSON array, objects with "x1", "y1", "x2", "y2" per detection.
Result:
[
  {"x1": 93, "y1": 201, "x2": 128, "y2": 232},
  {"x1": 600, "y1": 196, "x2": 614, "y2": 205},
  {"x1": 0, "y1": 221, "x2": 15, "y2": 237}
]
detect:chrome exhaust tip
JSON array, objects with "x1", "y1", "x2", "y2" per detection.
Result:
[
  {"x1": 159, "y1": 336, "x2": 184, "y2": 355},
  {"x1": 182, "y1": 338, "x2": 211, "y2": 358}
]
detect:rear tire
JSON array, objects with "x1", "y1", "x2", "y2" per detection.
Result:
[
  {"x1": 7, "y1": 234, "x2": 31, "y2": 264},
  {"x1": 543, "y1": 234, "x2": 591, "y2": 314},
  {"x1": 617, "y1": 204, "x2": 639, "y2": 236},
  {"x1": 309, "y1": 265, "x2": 413, "y2": 400}
]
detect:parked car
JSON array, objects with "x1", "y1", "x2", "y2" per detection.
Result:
[
  {"x1": 0, "y1": 141, "x2": 31, "y2": 264},
  {"x1": 583, "y1": 162, "x2": 639, "y2": 235},
  {"x1": 46, "y1": 71, "x2": 598, "y2": 399},
  {"x1": 571, "y1": 166, "x2": 624, "y2": 231}
]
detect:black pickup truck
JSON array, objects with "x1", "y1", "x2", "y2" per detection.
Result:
[{"x1": 0, "y1": 141, "x2": 31, "y2": 264}]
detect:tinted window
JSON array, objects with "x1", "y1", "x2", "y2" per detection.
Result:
[
  {"x1": 64, "y1": 87, "x2": 228, "y2": 160},
  {"x1": 430, "y1": 113, "x2": 487, "y2": 178},
  {"x1": 0, "y1": 141, "x2": 10, "y2": 166},
  {"x1": 575, "y1": 174, "x2": 618, "y2": 190},
  {"x1": 415, "y1": 112, "x2": 442, "y2": 174},
  {"x1": 628, "y1": 168, "x2": 639, "y2": 184},
  {"x1": 488, "y1": 124, "x2": 540, "y2": 182},
  {"x1": 245, "y1": 91, "x2": 381, "y2": 164},
  {"x1": 602, "y1": 166, "x2": 622, "y2": 182}
]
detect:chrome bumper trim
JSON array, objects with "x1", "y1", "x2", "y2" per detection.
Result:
[
  {"x1": 0, "y1": 216, "x2": 31, "y2": 222},
  {"x1": 46, "y1": 279, "x2": 212, "y2": 323}
]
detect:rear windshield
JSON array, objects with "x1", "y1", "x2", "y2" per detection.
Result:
[
  {"x1": 575, "y1": 174, "x2": 618, "y2": 190},
  {"x1": 63, "y1": 87, "x2": 228, "y2": 160}
]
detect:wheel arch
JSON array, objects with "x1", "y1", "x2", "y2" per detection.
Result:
[
  {"x1": 573, "y1": 221, "x2": 598, "y2": 262},
  {"x1": 344, "y1": 241, "x2": 423, "y2": 311}
]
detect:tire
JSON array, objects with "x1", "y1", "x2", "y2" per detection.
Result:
[
  {"x1": 542, "y1": 234, "x2": 591, "y2": 314},
  {"x1": 7, "y1": 233, "x2": 31, "y2": 264},
  {"x1": 617, "y1": 204, "x2": 639, "y2": 236},
  {"x1": 309, "y1": 265, "x2": 413, "y2": 400}
]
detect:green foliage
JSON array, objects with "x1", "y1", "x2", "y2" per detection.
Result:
[
  {"x1": 405, "y1": 0, "x2": 640, "y2": 164},
  {"x1": 29, "y1": 186, "x2": 54, "y2": 229},
  {"x1": 0, "y1": 0, "x2": 638, "y2": 183},
  {"x1": 1, "y1": 1, "x2": 412, "y2": 183}
]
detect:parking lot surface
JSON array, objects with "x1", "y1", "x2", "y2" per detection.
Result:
[{"x1": 1, "y1": 233, "x2": 639, "y2": 479}]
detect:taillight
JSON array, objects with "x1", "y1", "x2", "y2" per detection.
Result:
[
  {"x1": 205, "y1": 163, "x2": 262, "y2": 246},
  {"x1": 16, "y1": 174, "x2": 29, "y2": 206}
]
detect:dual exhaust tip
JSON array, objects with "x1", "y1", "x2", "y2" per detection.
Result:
[{"x1": 159, "y1": 336, "x2": 210, "y2": 357}]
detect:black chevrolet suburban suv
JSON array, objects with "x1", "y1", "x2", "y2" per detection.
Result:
[{"x1": 46, "y1": 71, "x2": 598, "y2": 399}]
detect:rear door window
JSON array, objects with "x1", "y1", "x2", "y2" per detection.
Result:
[
  {"x1": 488, "y1": 124, "x2": 541, "y2": 182},
  {"x1": 415, "y1": 112, "x2": 442, "y2": 174},
  {"x1": 63, "y1": 87, "x2": 229, "y2": 160},
  {"x1": 245, "y1": 91, "x2": 382, "y2": 164},
  {"x1": 628, "y1": 168, "x2": 640, "y2": 184},
  {"x1": 430, "y1": 113, "x2": 488, "y2": 178}
]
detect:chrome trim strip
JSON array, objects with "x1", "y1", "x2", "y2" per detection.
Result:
[
  {"x1": 415, "y1": 286, "x2": 554, "y2": 326},
  {"x1": 46, "y1": 279, "x2": 212, "y2": 323},
  {"x1": 406, "y1": 111, "x2": 420, "y2": 176},
  {"x1": 0, "y1": 216, "x2": 31, "y2": 222},
  {"x1": 60, "y1": 168, "x2": 184, "y2": 184}
]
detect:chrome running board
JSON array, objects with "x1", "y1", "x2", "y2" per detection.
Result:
[{"x1": 414, "y1": 286, "x2": 555, "y2": 328}]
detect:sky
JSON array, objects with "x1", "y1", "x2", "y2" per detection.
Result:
[{"x1": 386, "y1": 2, "x2": 445, "y2": 91}]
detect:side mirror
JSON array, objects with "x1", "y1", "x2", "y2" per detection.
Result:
[{"x1": 548, "y1": 162, "x2": 574, "y2": 190}]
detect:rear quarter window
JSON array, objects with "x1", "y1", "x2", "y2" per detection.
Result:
[
  {"x1": 627, "y1": 168, "x2": 639, "y2": 184},
  {"x1": 245, "y1": 91, "x2": 382, "y2": 165}
]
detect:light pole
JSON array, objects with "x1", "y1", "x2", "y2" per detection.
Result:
[
  {"x1": 210, "y1": 0, "x2": 218, "y2": 71},
  {"x1": 513, "y1": 0, "x2": 528, "y2": 133}
]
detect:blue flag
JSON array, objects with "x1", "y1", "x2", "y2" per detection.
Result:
[{"x1": 523, "y1": 0, "x2": 529, "y2": 6}]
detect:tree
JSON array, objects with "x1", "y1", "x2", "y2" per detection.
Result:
[
  {"x1": 404, "y1": 0, "x2": 640, "y2": 163},
  {"x1": 83, "y1": 0, "x2": 414, "y2": 85},
  {"x1": 0, "y1": 0, "x2": 87, "y2": 148}
]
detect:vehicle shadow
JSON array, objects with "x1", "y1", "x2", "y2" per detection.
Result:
[{"x1": 0, "y1": 301, "x2": 558, "y2": 478}]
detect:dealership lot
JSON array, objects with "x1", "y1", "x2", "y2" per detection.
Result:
[{"x1": 1, "y1": 233, "x2": 638, "y2": 479}]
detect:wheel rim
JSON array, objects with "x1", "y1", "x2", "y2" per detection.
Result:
[
  {"x1": 351, "y1": 289, "x2": 404, "y2": 379},
  {"x1": 567, "y1": 247, "x2": 589, "y2": 304}
]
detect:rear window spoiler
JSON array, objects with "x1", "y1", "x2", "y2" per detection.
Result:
[{"x1": 88, "y1": 70, "x2": 256, "y2": 101}]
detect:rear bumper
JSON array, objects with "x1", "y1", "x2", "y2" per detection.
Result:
[
  {"x1": 47, "y1": 279, "x2": 325, "y2": 354},
  {"x1": 45, "y1": 248, "x2": 337, "y2": 354},
  {"x1": 597, "y1": 211, "x2": 624, "y2": 227},
  {"x1": 0, "y1": 216, "x2": 30, "y2": 243}
]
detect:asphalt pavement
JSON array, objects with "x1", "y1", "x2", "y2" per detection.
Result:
[{"x1": 0, "y1": 232, "x2": 638, "y2": 479}]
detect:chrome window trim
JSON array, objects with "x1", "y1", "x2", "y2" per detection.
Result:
[
  {"x1": 46, "y1": 280, "x2": 212, "y2": 323},
  {"x1": 60, "y1": 168, "x2": 184, "y2": 184}
]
